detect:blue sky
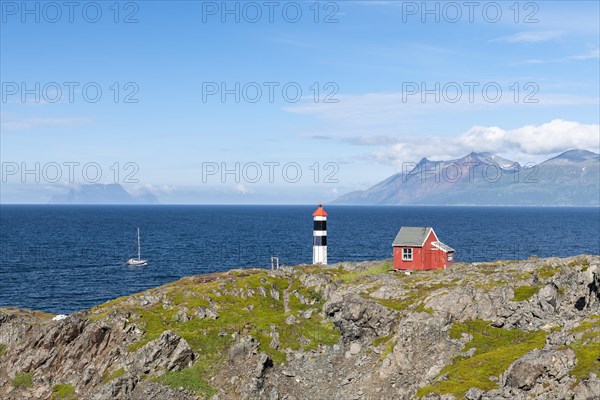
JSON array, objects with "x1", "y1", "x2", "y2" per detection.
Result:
[{"x1": 1, "y1": 0, "x2": 599, "y2": 203}]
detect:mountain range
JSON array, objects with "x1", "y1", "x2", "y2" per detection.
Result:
[
  {"x1": 334, "y1": 149, "x2": 600, "y2": 206},
  {"x1": 49, "y1": 184, "x2": 159, "y2": 205}
]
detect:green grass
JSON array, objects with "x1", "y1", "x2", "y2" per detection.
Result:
[
  {"x1": 474, "y1": 263, "x2": 502, "y2": 275},
  {"x1": 0, "y1": 344, "x2": 6, "y2": 357},
  {"x1": 96, "y1": 269, "x2": 340, "y2": 396},
  {"x1": 157, "y1": 363, "x2": 217, "y2": 396},
  {"x1": 335, "y1": 263, "x2": 392, "y2": 282},
  {"x1": 566, "y1": 258, "x2": 590, "y2": 269},
  {"x1": 370, "y1": 333, "x2": 396, "y2": 362},
  {"x1": 474, "y1": 280, "x2": 509, "y2": 291},
  {"x1": 380, "y1": 339, "x2": 396, "y2": 361},
  {"x1": 474, "y1": 260, "x2": 519, "y2": 274},
  {"x1": 514, "y1": 263, "x2": 561, "y2": 282},
  {"x1": 368, "y1": 296, "x2": 413, "y2": 311},
  {"x1": 415, "y1": 303, "x2": 434, "y2": 314},
  {"x1": 12, "y1": 371, "x2": 33, "y2": 389},
  {"x1": 568, "y1": 315, "x2": 600, "y2": 381},
  {"x1": 515, "y1": 270, "x2": 534, "y2": 280},
  {"x1": 416, "y1": 319, "x2": 546, "y2": 398},
  {"x1": 512, "y1": 285, "x2": 541, "y2": 301},
  {"x1": 570, "y1": 340, "x2": 600, "y2": 381},
  {"x1": 569, "y1": 315, "x2": 600, "y2": 334},
  {"x1": 101, "y1": 367, "x2": 125, "y2": 384},
  {"x1": 51, "y1": 384, "x2": 76, "y2": 400},
  {"x1": 537, "y1": 264, "x2": 561, "y2": 279},
  {"x1": 372, "y1": 334, "x2": 393, "y2": 348},
  {"x1": 365, "y1": 281, "x2": 447, "y2": 312}
]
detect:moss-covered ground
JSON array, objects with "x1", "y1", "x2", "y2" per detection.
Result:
[
  {"x1": 12, "y1": 371, "x2": 33, "y2": 389},
  {"x1": 51, "y1": 384, "x2": 77, "y2": 400},
  {"x1": 101, "y1": 367, "x2": 125, "y2": 384},
  {"x1": 90, "y1": 268, "x2": 340, "y2": 396},
  {"x1": 416, "y1": 319, "x2": 546, "y2": 398},
  {"x1": 568, "y1": 315, "x2": 600, "y2": 381},
  {"x1": 512, "y1": 285, "x2": 541, "y2": 301},
  {"x1": 60, "y1": 256, "x2": 600, "y2": 397}
]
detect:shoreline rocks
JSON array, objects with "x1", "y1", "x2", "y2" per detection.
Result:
[{"x1": 1, "y1": 255, "x2": 599, "y2": 399}]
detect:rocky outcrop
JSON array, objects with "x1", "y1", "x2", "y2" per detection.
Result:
[
  {"x1": 1, "y1": 255, "x2": 599, "y2": 400},
  {"x1": 504, "y1": 349, "x2": 575, "y2": 390},
  {"x1": 381, "y1": 312, "x2": 459, "y2": 390},
  {"x1": 0, "y1": 309, "x2": 194, "y2": 400},
  {"x1": 324, "y1": 294, "x2": 396, "y2": 341},
  {"x1": 126, "y1": 331, "x2": 194, "y2": 373},
  {"x1": 573, "y1": 374, "x2": 600, "y2": 400}
]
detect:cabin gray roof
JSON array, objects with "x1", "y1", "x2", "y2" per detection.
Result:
[
  {"x1": 432, "y1": 241, "x2": 455, "y2": 253},
  {"x1": 392, "y1": 227, "x2": 432, "y2": 247}
]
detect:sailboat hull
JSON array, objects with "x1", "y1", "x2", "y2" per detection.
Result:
[{"x1": 126, "y1": 258, "x2": 148, "y2": 267}]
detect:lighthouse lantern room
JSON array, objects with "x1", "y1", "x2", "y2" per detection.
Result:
[{"x1": 312, "y1": 203, "x2": 328, "y2": 265}]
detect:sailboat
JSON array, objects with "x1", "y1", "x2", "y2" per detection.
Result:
[{"x1": 126, "y1": 227, "x2": 148, "y2": 266}]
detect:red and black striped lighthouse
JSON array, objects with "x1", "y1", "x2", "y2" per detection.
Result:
[{"x1": 312, "y1": 203, "x2": 327, "y2": 265}]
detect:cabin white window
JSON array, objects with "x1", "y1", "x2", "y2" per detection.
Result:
[
  {"x1": 448, "y1": 253, "x2": 453, "y2": 261},
  {"x1": 402, "y1": 248, "x2": 413, "y2": 261}
]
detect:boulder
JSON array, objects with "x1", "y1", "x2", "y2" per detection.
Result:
[
  {"x1": 538, "y1": 284, "x2": 559, "y2": 312},
  {"x1": 504, "y1": 349, "x2": 575, "y2": 390},
  {"x1": 324, "y1": 294, "x2": 395, "y2": 341},
  {"x1": 127, "y1": 331, "x2": 194, "y2": 373},
  {"x1": 573, "y1": 374, "x2": 600, "y2": 400}
]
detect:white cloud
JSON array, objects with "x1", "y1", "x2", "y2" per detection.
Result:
[
  {"x1": 285, "y1": 90, "x2": 598, "y2": 136},
  {"x1": 372, "y1": 119, "x2": 600, "y2": 168},
  {"x1": 492, "y1": 31, "x2": 564, "y2": 43},
  {"x1": 568, "y1": 49, "x2": 600, "y2": 60},
  {"x1": 509, "y1": 59, "x2": 546, "y2": 66},
  {"x1": 497, "y1": 120, "x2": 600, "y2": 155},
  {"x1": 234, "y1": 184, "x2": 253, "y2": 195},
  {"x1": 127, "y1": 184, "x2": 176, "y2": 196}
]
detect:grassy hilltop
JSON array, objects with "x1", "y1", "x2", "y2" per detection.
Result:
[{"x1": 0, "y1": 255, "x2": 599, "y2": 399}]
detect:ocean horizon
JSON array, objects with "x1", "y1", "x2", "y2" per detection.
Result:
[{"x1": 1, "y1": 204, "x2": 599, "y2": 314}]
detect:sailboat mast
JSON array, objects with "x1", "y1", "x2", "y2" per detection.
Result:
[{"x1": 137, "y1": 227, "x2": 141, "y2": 261}]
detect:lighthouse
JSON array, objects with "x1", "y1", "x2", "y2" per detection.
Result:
[{"x1": 312, "y1": 203, "x2": 328, "y2": 265}]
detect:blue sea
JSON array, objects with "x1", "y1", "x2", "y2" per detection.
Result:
[{"x1": 1, "y1": 205, "x2": 599, "y2": 314}]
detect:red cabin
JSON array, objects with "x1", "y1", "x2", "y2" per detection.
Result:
[{"x1": 392, "y1": 227, "x2": 455, "y2": 270}]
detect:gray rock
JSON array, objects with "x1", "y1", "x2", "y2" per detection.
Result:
[
  {"x1": 206, "y1": 308, "x2": 219, "y2": 320},
  {"x1": 324, "y1": 294, "x2": 395, "y2": 341},
  {"x1": 294, "y1": 291, "x2": 309, "y2": 305},
  {"x1": 175, "y1": 308, "x2": 190, "y2": 323},
  {"x1": 195, "y1": 307, "x2": 207, "y2": 319},
  {"x1": 131, "y1": 380, "x2": 196, "y2": 400},
  {"x1": 538, "y1": 284, "x2": 558, "y2": 312},
  {"x1": 465, "y1": 387, "x2": 483, "y2": 400},
  {"x1": 270, "y1": 288, "x2": 280, "y2": 301},
  {"x1": 127, "y1": 331, "x2": 194, "y2": 373},
  {"x1": 229, "y1": 336, "x2": 258, "y2": 360},
  {"x1": 573, "y1": 374, "x2": 600, "y2": 400},
  {"x1": 2, "y1": 255, "x2": 600, "y2": 400},
  {"x1": 254, "y1": 353, "x2": 272, "y2": 378},
  {"x1": 504, "y1": 349, "x2": 575, "y2": 390},
  {"x1": 269, "y1": 328, "x2": 280, "y2": 350},
  {"x1": 349, "y1": 342, "x2": 361, "y2": 355}
]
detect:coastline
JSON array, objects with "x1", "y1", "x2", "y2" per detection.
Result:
[{"x1": 1, "y1": 255, "x2": 599, "y2": 399}]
